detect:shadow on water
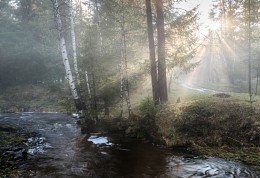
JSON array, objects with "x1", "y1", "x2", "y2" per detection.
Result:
[{"x1": 0, "y1": 113, "x2": 259, "y2": 178}]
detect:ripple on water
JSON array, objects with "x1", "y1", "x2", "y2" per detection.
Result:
[
  {"x1": 1, "y1": 113, "x2": 259, "y2": 178},
  {"x1": 162, "y1": 156, "x2": 259, "y2": 178}
]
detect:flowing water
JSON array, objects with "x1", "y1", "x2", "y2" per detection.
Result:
[{"x1": 0, "y1": 113, "x2": 259, "y2": 178}]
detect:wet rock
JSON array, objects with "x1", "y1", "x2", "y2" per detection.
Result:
[
  {"x1": 183, "y1": 155, "x2": 200, "y2": 160},
  {"x1": 14, "y1": 149, "x2": 27, "y2": 160},
  {"x1": 0, "y1": 146, "x2": 12, "y2": 152},
  {"x1": 1, "y1": 147, "x2": 27, "y2": 162},
  {"x1": 1, "y1": 150, "x2": 15, "y2": 161}
]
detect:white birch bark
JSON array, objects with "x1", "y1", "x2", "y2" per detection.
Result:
[
  {"x1": 85, "y1": 70, "x2": 91, "y2": 99},
  {"x1": 52, "y1": 0, "x2": 79, "y2": 100},
  {"x1": 68, "y1": 0, "x2": 80, "y2": 85}
]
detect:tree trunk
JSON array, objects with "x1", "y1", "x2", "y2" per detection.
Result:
[
  {"x1": 255, "y1": 59, "x2": 259, "y2": 95},
  {"x1": 91, "y1": 72, "x2": 98, "y2": 123},
  {"x1": 118, "y1": 0, "x2": 132, "y2": 118},
  {"x1": 68, "y1": 0, "x2": 80, "y2": 85},
  {"x1": 155, "y1": 0, "x2": 168, "y2": 103},
  {"x1": 121, "y1": 26, "x2": 132, "y2": 118},
  {"x1": 145, "y1": 0, "x2": 159, "y2": 104},
  {"x1": 120, "y1": 59, "x2": 124, "y2": 117},
  {"x1": 85, "y1": 70, "x2": 91, "y2": 99},
  {"x1": 248, "y1": 0, "x2": 252, "y2": 101},
  {"x1": 52, "y1": 0, "x2": 80, "y2": 108},
  {"x1": 94, "y1": 0, "x2": 103, "y2": 53}
]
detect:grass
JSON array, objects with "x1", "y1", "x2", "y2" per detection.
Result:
[
  {"x1": 0, "y1": 84, "x2": 70, "y2": 112},
  {"x1": 125, "y1": 83, "x2": 260, "y2": 166},
  {"x1": 167, "y1": 89, "x2": 260, "y2": 165}
]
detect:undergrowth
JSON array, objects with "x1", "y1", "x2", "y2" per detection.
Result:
[{"x1": 127, "y1": 94, "x2": 260, "y2": 165}]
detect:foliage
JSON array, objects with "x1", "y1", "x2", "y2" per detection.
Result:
[
  {"x1": 0, "y1": 0, "x2": 62, "y2": 88},
  {"x1": 138, "y1": 97, "x2": 159, "y2": 119},
  {"x1": 155, "y1": 95, "x2": 260, "y2": 147},
  {"x1": 208, "y1": 0, "x2": 260, "y2": 89},
  {"x1": 165, "y1": 5, "x2": 200, "y2": 73},
  {"x1": 58, "y1": 96, "x2": 75, "y2": 113},
  {"x1": 126, "y1": 97, "x2": 161, "y2": 141}
]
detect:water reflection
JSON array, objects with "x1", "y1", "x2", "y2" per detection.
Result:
[
  {"x1": 0, "y1": 113, "x2": 259, "y2": 178},
  {"x1": 83, "y1": 136, "x2": 259, "y2": 178}
]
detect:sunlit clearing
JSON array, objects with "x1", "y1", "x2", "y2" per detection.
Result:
[
  {"x1": 180, "y1": 31, "x2": 235, "y2": 93},
  {"x1": 209, "y1": 22, "x2": 221, "y2": 31}
]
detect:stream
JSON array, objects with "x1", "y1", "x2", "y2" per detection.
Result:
[{"x1": 0, "y1": 113, "x2": 259, "y2": 178}]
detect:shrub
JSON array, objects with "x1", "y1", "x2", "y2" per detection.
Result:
[
  {"x1": 126, "y1": 97, "x2": 161, "y2": 142},
  {"x1": 174, "y1": 100, "x2": 260, "y2": 146}
]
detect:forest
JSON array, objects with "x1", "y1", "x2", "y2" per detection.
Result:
[{"x1": 0, "y1": 0, "x2": 260, "y2": 177}]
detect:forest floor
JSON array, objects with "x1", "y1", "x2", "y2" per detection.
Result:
[{"x1": 0, "y1": 84, "x2": 71, "y2": 113}]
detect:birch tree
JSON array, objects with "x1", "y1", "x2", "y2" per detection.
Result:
[
  {"x1": 67, "y1": 0, "x2": 80, "y2": 85},
  {"x1": 51, "y1": 0, "x2": 80, "y2": 108}
]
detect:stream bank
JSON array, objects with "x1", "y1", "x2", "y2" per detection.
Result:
[
  {"x1": 125, "y1": 95, "x2": 260, "y2": 167},
  {"x1": 1, "y1": 112, "x2": 259, "y2": 178}
]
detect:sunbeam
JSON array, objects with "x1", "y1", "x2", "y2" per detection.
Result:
[{"x1": 181, "y1": 30, "x2": 238, "y2": 92}]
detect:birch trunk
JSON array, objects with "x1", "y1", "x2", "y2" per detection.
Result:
[
  {"x1": 68, "y1": 0, "x2": 80, "y2": 85},
  {"x1": 52, "y1": 0, "x2": 79, "y2": 101},
  {"x1": 85, "y1": 71, "x2": 91, "y2": 99}
]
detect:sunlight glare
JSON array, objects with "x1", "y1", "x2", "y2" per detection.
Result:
[{"x1": 209, "y1": 22, "x2": 221, "y2": 31}]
